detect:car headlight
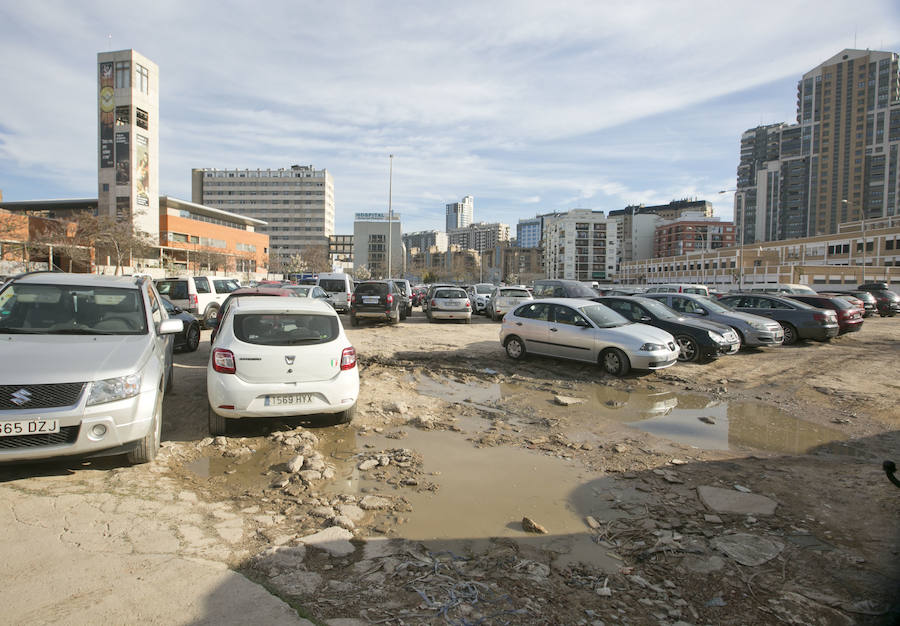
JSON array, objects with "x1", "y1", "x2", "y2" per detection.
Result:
[
  {"x1": 747, "y1": 320, "x2": 769, "y2": 331},
  {"x1": 87, "y1": 374, "x2": 142, "y2": 406},
  {"x1": 708, "y1": 331, "x2": 725, "y2": 343},
  {"x1": 640, "y1": 343, "x2": 666, "y2": 351}
]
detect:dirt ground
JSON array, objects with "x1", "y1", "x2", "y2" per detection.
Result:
[{"x1": 2, "y1": 309, "x2": 899, "y2": 625}]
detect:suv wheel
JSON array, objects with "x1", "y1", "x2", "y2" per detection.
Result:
[
  {"x1": 127, "y1": 386, "x2": 162, "y2": 464},
  {"x1": 203, "y1": 306, "x2": 219, "y2": 329},
  {"x1": 337, "y1": 403, "x2": 357, "y2": 424}
]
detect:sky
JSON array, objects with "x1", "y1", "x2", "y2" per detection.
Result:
[{"x1": 1, "y1": 1, "x2": 899, "y2": 236}]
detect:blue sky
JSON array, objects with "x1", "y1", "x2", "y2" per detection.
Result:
[{"x1": 1, "y1": 1, "x2": 898, "y2": 235}]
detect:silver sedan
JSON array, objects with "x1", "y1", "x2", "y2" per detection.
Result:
[
  {"x1": 499, "y1": 298, "x2": 680, "y2": 376},
  {"x1": 643, "y1": 293, "x2": 783, "y2": 348}
]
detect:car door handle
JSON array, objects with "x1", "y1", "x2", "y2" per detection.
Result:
[
  {"x1": 515, "y1": 322, "x2": 522, "y2": 326},
  {"x1": 550, "y1": 327, "x2": 558, "y2": 332}
]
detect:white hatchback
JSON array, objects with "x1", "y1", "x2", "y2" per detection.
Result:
[{"x1": 207, "y1": 297, "x2": 359, "y2": 435}]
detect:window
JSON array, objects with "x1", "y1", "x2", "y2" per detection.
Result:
[
  {"x1": 136, "y1": 64, "x2": 149, "y2": 94},
  {"x1": 135, "y1": 108, "x2": 148, "y2": 130},
  {"x1": 115, "y1": 106, "x2": 130, "y2": 126},
  {"x1": 115, "y1": 61, "x2": 130, "y2": 88}
]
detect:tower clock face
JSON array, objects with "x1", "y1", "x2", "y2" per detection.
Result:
[{"x1": 100, "y1": 87, "x2": 115, "y2": 112}]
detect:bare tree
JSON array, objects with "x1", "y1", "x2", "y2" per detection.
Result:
[
  {"x1": 302, "y1": 244, "x2": 331, "y2": 273},
  {"x1": 352, "y1": 265, "x2": 371, "y2": 280},
  {"x1": 69, "y1": 211, "x2": 157, "y2": 275}
]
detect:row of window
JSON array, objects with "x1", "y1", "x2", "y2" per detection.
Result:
[
  {"x1": 114, "y1": 61, "x2": 150, "y2": 94},
  {"x1": 176, "y1": 209, "x2": 248, "y2": 231},
  {"x1": 205, "y1": 171, "x2": 325, "y2": 179}
]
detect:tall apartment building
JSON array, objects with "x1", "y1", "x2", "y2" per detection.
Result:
[
  {"x1": 402, "y1": 230, "x2": 448, "y2": 253},
  {"x1": 192, "y1": 165, "x2": 334, "y2": 267},
  {"x1": 542, "y1": 209, "x2": 617, "y2": 280},
  {"x1": 97, "y1": 50, "x2": 159, "y2": 238},
  {"x1": 445, "y1": 195, "x2": 474, "y2": 231},
  {"x1": 516, "y1": 216, "x2": 542, "y2": 248},
  {"x1": 447, "y1": 222, "x2": 511, "y2": 252},
  {"x1": 653, "y1": 214, "x2": 735, "y2": 258},
  {"x1": 735, "y1": 49, "x2": 900, "y2": 243}
]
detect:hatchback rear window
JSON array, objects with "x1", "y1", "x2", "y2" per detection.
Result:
[
  {"x1": 319, "y1": 279, "x2": 349, "y2": 292},
  {"x1": 499, "y1": 289, "x2": 530, "y2": 298},
  {"x1": 233, "y1": 313, "x2": 338, "y2": 345},
  {"x1": 435, "y1": 289, "x2": 466, "y2": 298}
]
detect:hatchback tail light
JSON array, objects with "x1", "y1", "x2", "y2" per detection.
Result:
[
  {"x1": 212, "y1": 348, "x2": 236, "y2": 374},
  {"x1": 465, "y1": 300, "x2": 471, "y2": 308},
  {"x1": 431, "y1": 299, "x2": 437, "y2": 308},
  {"x1": 340, "y1": 347, "x2": 357, "y2": 370}
]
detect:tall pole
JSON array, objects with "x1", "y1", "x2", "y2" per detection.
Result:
[{"x1": 387, "y1": 154, "x2": 393, "y2": 279}]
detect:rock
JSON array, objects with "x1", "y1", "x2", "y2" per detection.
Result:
[
  {"x1": 270, "y1": 477, "x2": 290, "y2": 489},
  {"x1": 323, "y1": 468, "x2": 336, "y2": 480},
  {"x1": 270, "y1": 570, "x2": 323, "y2": 596},
  {"x1": 614, "y1": 443, "x2": 629, "y2": 453},
  {"x1": 337, "y1": 504, "x2": 365, "y2": 522},
  {"x1": 706, "y1": 596, "x2": 727, "y2": 607},
  {"x1": 213, "y1": 436, "x2": 228, "y2": 446},
  {"x1": 305, "y1": 457, "x2": 327, "y2": 472},
  {"x1": 287, "y1": 455, "x2": 305, "y2": 473},
  {"x1": 697, "y1": 486, "x2": 778, "y2": 516},
  {"x1": 299, "y1": 470, "x2": 322, "y2": 483},
  {"x1": 252, "y1": 545, "x2": 307, "y2": 575},
  {"x1": 670, "y1": 458, "x2": 688, "y2": 465},
  {"x1": 387, "y1": 401, "x2": 408, "y2": 414},
  {"x1": 585, "y1": 516, "x2": 602, "y2": 529},
  {"x1": 580, "y1": 443, "x2": 594, "y2": 451},
  {"x1": 711, "y1": 533, "x2": 785, "y2": 566},
  {"x1": 554, "y1": 395, "x2": 584, "y2": 406},
  {"x1": 733, "y1": 484, "x2": 752, "y2": 493},
  {"x1": 359, "y1": 495, "x2": 391, "y2": 510},
  {"x1": 331, "y1": 515, "x2": 355, "y2": 530},
  {"x1": 358, "y1": 459, "x2": 379, "y2": 471},
  {"x1": 522, "y1": 517, "x2": 548, "y2": 534},
  {"x1": 198, "y1": 437, "x2": 214, "y2": 447},
  {"x1": 310, "y1": 506, "x2": 336, "y2": 518},
  {"x1": 682, "y1": 555, "x2": 725, "y2": 574},
  {"x1": 704, "y1": 514, "x2": 723, "y2": 524},
  {"x1": 298, "y1": 527, "x2": 356, "y2": 557}
]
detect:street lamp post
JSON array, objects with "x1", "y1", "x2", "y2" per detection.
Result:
[{"x1": 387, "y1": 154, "x2": 393, "y2": 279}]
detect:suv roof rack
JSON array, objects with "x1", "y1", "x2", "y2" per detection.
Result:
[{"x1": 8, "y1": 269, "x2": 65, "y2": 281}]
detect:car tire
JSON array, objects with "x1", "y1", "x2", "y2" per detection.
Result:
[
  {"x1": 504, "y1": 336, "x2": 526, "y2": 360},
  {"x1": 734, "y1": 329, "x2": 746, "y2": 349},
  {"x1": 400, "y1": 308, "x2": 407, "y2": 321},
  {"x1": 676, "y1": 335, "x2": 701, "y2": 362},
  {"x1": 390, "y1": 309, "x2": 400, "y2": 325},
  {"x1": 165, "y1": 362, "x2": 174, "y2": 393},
  {"x1": 185, "y1": 323, "x2": 200, "y2": 352},
  {"x1": 337, "y1": 403, "x2": 357, "y2": 424},
  {"x1": 780, "y1": 322, "x2": 798, "y2": 345},
  {"x1": 208, "y1": 404, "x2": 226, "y2": 436},
  {"x1": 464, "y1": 316, "x2": 471, "y2": 324},
  {"x1": 127, "y1": 386, "x2": 162, "y2": 464},
  {"x1": 350, "y1": 314, "x2": 359, "y2": 327},
  {"x1": 600, "y1": 348, "x2": 631, "y2": 376},
  {"x1": 203, "y1": 306, "x2": 219, "y2": 329}
]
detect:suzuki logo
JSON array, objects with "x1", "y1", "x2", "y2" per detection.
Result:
[
  {"x1": 284, "y1": 355, "x2": 296, "y2": 365},
  {"x1": 11, "y1": 389, "x2": 32, "y2": 406}
]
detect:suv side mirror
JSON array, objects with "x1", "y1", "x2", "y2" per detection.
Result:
[{"x1": 639, "y1": 316, "x2": 652, "y2": 323}]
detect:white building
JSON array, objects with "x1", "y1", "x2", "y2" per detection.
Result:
[
  {"x1": 447, "y1": 222, "x2": 510, "y2": 252},
  {"x1": 353, "y1": 212, "x2": 404, "y2": 278},
  {"x1": 192, "y1": 165, "x2": 334, "y2": 268},
  {"x1": 97, "y1": 49, "x2": 159, "y2": 238},
  {"x1": 445, "y1": 195, "x2": 474, "y2": 231},
  {"x1": 542, "y1": 210, "x2": 617, "y2": 281}
]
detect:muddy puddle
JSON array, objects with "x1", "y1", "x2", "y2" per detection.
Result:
[{"x1": 416, "y1": 375, "x2": 845, "y2": 455}]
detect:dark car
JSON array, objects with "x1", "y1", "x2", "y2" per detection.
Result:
[
  {"x1": 840, "y1": 290, "x2": 877, "y2": 317},
  {"x1": 855, "y1": 283, "x2": 899, "y2": 317},
  {"x1": 389, "y1": 278, "x2": 413, "y2": 318},
  {"x1": 786, "y1": 294, "x2": 864, "y2": 334},
  {"x1": 533, "y1": 279, "x2": 598, "y2": 299},
  {"x1": 593, "y1": 296, "x2": 740, "y2": 363},
  {"x1": 162, "y1": 297, "x2": 201, "y2": 352},
  {"x1": 350, "y1": 280, "x2": 403, "y2": 326},
  {"x1": 718, "y1": 293, "x2": 839, "y2": 345},
  {"x1": 208, "y1": 286, "x2": 299, "y2": 340}
]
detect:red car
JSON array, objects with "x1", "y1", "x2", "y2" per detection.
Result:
[{"x1": 788, "y1": 295, "x2": 864, "y2": 334}]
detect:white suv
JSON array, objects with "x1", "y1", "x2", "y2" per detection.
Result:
[
  {"x1": 155, "y1": 276, "x2": 240, "y2": 327},
  {"x1": 0, "y1": 272, "x2": 183, "y2": 464}
]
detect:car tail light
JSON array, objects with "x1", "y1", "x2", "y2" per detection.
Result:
[
  {"x1": 350, "y1": 293, "x2": 356, "y2": 304},
  {"x1": 341, "y1": 347, "x2": 357, "y2": 370},
  {"x1": 431, "y1": 299, "x2": 437, "y2": 307},
  {"x1": 386, "y1": 294, "x2": 393, "y2": 305},
  {"x1": 189, "y1": 294, "x2": 199, "y2": 308},
  {"x1": 212, "y1": 348, "x2": 236, "y2": 374},
  {"x1": 465, "y1": 300, "x2": 471, "y2": 308}
]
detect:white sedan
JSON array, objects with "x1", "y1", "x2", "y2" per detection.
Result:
[{"x1": 207, "y1": 297, "x2": 359, "y2": 435}]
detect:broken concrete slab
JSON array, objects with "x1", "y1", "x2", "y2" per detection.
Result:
[
  {"x1": 682, "y1": 554, "x2": 726, "y2": 574},
  {"x1": 298, "y1": 527, "x2": 356, "y2": 557},
  {"x1": 712, "y1": 533, "x2": 784, "y2": 566},
  {"x1": 697, "y1": 486, "x2": 778, "y2": 516}
]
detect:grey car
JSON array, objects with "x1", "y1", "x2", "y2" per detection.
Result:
[
  {"x1": 499, "y1": 298, "x2": 680, "y2": 376},
  {"x1": 718, "y1": 293, "x2": 839, "y2": 345},
  {"x1": 0, "y1": 272, "x2": 183, "y2": 464},
  {"x1": 427, "y1": 286, "x2": 472, "y2": 323},
  {"x1": 643, "y1": 293, "x2": 784, "y2": 349}
]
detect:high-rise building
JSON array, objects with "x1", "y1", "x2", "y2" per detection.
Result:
[
  {"x1": 447, "y1": 222, "x2": 510, "y2": 252},
  {"x1": 352, "y1": 212, "x2": 404, "y2": 278},
  {"x1": 97, "y1": 50, "x2": 159, "y2": 238},
  {"x1": 735, "y1": 48, "x2": 900, "y2": 242},
  {"x1": 445, "y1": 195, "x2": 474, "y2": 231},
  {"x1": 608, "y1": 200, "x2": 712, "y2": 264},
  {"x1": 516, "y1": 216, "x2": 542, "y2": 248},
  {"x1": 192, "y1": 165, "x2": 334, "y2": 268},
  {"x1": 542, "y1": 209, "x2": 616, "y2": 280}
]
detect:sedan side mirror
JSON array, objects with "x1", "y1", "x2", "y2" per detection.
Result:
[
  {"x1": 575, "y1": 318, "x2": 590, "y2": 327},
  {"x1": 639, "y1": 316, "x2": 652, "y2": 323}
]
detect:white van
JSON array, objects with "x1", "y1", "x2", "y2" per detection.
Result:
[
  {"x1": 644, "y1": 283, "x2": 710, "y2": 297},
  {"x1": 316, "y1": 272, "x2": 353, "y2": 312}
]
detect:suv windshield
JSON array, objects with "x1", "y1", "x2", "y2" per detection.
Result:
[
  {"x1": 0, "y1": 283, "x2": 147, "y2": 334},
  {"x1": 234, "y1": 313, "x2": 337, "y2": 345}
]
